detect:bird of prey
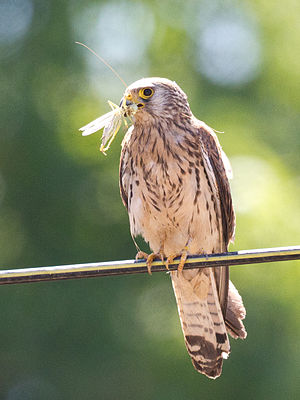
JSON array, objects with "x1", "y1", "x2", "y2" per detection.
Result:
[{"x1": 118, "y1": 77, "x2": 247, "y2": 379}]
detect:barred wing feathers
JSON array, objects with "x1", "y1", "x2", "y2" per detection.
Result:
[{"x1": 198, "y1": 122, "x2": 246, "y2": 340}]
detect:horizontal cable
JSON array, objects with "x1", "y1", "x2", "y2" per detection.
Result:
[{"x1": 0, "y1": 246, "x2": 299, "y2": 286}]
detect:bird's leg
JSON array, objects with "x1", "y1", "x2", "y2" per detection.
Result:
[
  {"x1": 135, "y1": 251, "x2": 164, "y2": 275},
  {"x1": 178, "y1": 246, "x2": 188, "y2": 273},
  {"x1": 166, "y1": 246, "x2": 189, "y2": 273}
]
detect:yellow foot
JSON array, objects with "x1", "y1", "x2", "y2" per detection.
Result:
[
  {"x1": 135, "y1": 251, "x2": 149, "y2": 260},
  {"x1": 178, "y1": 246, "x2": 188, "y2": 273},
  {"x1": 166, "y1": 247, "x2": 189, "y2": 273},
  {"x1": 135, "y1": 251, "x2": 164, "y2": 275},
  {"x1": 165, "y1": 254, "x2": 177, "y2": 270}
]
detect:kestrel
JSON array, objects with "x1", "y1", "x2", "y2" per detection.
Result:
[{"x1": 118, "y1": 77, "x2": 247, "y2": 378}]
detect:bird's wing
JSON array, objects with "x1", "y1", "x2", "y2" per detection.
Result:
[
  {"x1": 198, "y1": 123, "x2": 235, "y2": 246},
  {"x1": 119, "y1": 128, "x2": 133, "y2": 211},
  {"x1": 198, "y1": 122, "x2": 246, "y2": 338}
]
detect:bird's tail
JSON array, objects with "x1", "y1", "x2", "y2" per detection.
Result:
[
  {"x1": 225, "y1": 280, "x2": 247, "y2": 339},
  {"x1": 171, "y1": 268, "x2": 230, "y2": 379}
]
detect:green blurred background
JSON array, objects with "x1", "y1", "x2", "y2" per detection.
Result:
[{"x1": 0, "y1": 0, "x2": 299, "y2": 398}]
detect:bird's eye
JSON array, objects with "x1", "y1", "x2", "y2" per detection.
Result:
[{"x1": 139, "y1": 87, "x2": 154, "y2": 99}]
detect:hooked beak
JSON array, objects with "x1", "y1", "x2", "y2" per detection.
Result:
[
  {"x1": 119, "y1": 94, "x2": 144, "y2": 118},
  {"x1": 119, "y1": 96, "x2": 134, "y2": 117},
  {"x1": 119, "y1": 97, "x2": 134, "y2": 107},
  {"x1": 120, "y1": 93, "x2": 145, "y2": 111}
]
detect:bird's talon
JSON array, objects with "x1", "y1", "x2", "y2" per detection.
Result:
[
  {"x1": 136, "y1": 251, "x2": 164, "y2": 274},
  {"x1": 145, "y1": 253, "x2": 164, "y2": 275},
  {"x1": 147, "y1": 260, "x2": 153, "y2": 275},
  {"x1": 166, "y1": 254, "x2": 177, "y2": 270},
  {"x1": 178, "y1": 247, "x2": 188, "y2": 274},
  {"x1": 135, "y1": 251, "x2": 149, "y2": 260}
]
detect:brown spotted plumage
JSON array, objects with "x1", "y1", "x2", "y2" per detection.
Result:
[{"x1": 119, "y1": 77, "x2": 246, "y2": 378}]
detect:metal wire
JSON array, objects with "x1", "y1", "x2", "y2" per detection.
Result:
[{"x1": 0, "y1": 246, "x2": 299, "y2": 285}]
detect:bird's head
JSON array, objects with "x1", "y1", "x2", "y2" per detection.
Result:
[{"x1": 120, "y1": 77, "x2": 192, "y2": 123}]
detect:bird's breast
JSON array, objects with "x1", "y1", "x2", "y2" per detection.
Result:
[{"x1": 122, "y1": 123, "x2": 221, "y2": 255}]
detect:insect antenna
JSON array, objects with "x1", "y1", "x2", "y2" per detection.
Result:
[{"x1": 75, "y1": 41, "x2": 128, "y2": 88}]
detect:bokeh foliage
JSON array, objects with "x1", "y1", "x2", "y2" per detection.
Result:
[{"x1": 0, "y1": 0, "x2": 299, "y2": 399}]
